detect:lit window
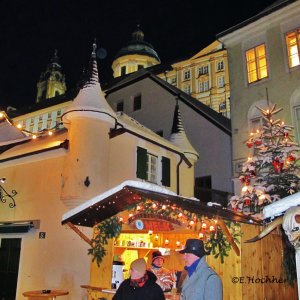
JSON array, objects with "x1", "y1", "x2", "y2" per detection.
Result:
[
  {"x1": 246, "y1": 44, "x2": 268, "y2": 83},
  {"x1": 183, "y1": 70, "x2": 191, "y2": 80},
  {"x1": 184, "y1": 85, "x2": 191, "y2": 94},
  {"x1": 199, "y1": 80, "x2": 209, "y2": 92},
  {"x1": 286, "y1": 29, "x2": 300, "y2": 68},
  {"x1": 217, "y1": 76, "x2": 225, "y2": 88},
  {"x1": 147, "y1": 153, "x2": 158, "y2": 183},
  {"x1": 217, "y1": 61, "x2": 224, "y2": 71},
  {"x1": 198, "y1": 65, "x2": 208, "y2": 76}
]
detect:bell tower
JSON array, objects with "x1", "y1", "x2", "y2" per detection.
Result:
[{"x1": 36, "y1": 50, "x2": 67, "y2": 103}]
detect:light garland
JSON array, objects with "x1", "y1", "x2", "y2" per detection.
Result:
[
  {"x1": 88, "y1": 198, "x2": 242, "y2": 265},
  {"x1": 0, "y1": 110, "x2": 62, "y2": 139}
]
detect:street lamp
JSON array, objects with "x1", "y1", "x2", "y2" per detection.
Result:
[{"x1": 0, "y1": 178, "x2": 17, "y2": 208}]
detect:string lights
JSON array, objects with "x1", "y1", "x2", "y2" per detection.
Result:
[{"x1": 0, "y1": 110, "x2": 62, "y2": 139}]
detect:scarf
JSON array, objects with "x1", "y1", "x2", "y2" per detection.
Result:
[
  {"x1": 130, "y1": 273, "x2": 149, "y2": 288},
  {"x1": 184, "y1": 258, "x2": 200, "y2": 277}
]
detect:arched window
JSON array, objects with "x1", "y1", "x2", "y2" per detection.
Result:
[{"x1": 247, "y1": 99, "x2": 270, "y2": 133}]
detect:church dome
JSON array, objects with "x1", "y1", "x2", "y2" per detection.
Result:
[{"x1": 114, "y1": 27, "x2": 160, "y2": 62}]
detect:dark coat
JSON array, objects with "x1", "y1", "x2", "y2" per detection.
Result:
[{"x1": 112, "y1": 270, "x2": 165, "y2": 300}]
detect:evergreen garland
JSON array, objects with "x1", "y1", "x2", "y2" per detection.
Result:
[
  {"x1": 87, "y1": 199, "x2": 242, "y2": 266},
  {"x1": 88, "y1": 216, "x2": 122, "y2": 266}
]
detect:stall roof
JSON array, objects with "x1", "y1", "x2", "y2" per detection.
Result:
[{"x1": 62, "y1": 181, "x2": 262, "y2": 227}]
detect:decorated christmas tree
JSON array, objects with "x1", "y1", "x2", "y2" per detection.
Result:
[{"x1": 229, "y1": 103, "x2": 300, "y2": 215}]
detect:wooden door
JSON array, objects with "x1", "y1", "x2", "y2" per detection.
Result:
[{"x1": 0, "y1": 238, "x2": 21, "y2": 300}]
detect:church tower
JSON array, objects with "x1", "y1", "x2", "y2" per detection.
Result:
[
  {"x1": 112, "y1": 26, "x2": 160, "y2": 78},
  {"x1": 36, "y1": 50, "x2": 67, "y2": 103}
]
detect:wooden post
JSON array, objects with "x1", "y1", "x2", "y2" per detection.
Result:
[
  {"x1": 66, "y1": 222, "x2": 93, "y2": 246},
  {"x1": 218, "y1": 218, "x2": 240, "y2": 256}
]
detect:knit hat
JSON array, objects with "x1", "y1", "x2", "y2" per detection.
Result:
[
  {"x1": 152, "y1": 250, "x2": 164, "y2": 263},
  {"x1": 130, "y1": 258, "x2": 146, "y2": 275}
]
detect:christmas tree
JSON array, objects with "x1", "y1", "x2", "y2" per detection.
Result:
[{"x1": 230, "y1": 103, "x2": 300, "y2": 215}]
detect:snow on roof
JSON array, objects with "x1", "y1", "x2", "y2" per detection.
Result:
[
  {"x1": 62, "y1": 180, "x2": 181, "y2": 223},
  {"x1": 263, "y1": 191, "x2": 300, "y2": 219},
  {"x1": 116, "y1": 112, "x2": 184, "y2": 153}
]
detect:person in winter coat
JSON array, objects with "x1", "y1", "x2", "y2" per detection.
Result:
[
  {"x1": 178, "y1": 239, "x2": 222, "y2": 300},
  {"x1": 112, "y1": 257, "x2": 165, "y2": 300},
  {"x1": 150, "y1": 250, "x2": 175, "y2": 292}
]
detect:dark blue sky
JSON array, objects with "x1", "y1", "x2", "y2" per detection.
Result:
[{"x1": 0, "y1": 0, "x2": 276, "y2": 108}]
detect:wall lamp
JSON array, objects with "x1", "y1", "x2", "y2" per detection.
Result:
[{"x1": 0, "y1": 177, "x2": 17, "y2": 208}]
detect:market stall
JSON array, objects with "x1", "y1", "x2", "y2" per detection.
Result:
[{"x1": 62, "y1": 180, "x2": 297, "y2": 300}]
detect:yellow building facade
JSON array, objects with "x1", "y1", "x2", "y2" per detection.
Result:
[{"x1": 157, "y1": 41, "x2": 230, "y2": 118}]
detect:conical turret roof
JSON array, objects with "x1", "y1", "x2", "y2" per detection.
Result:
[
  {"x1": 63, "y1": 42, "x2": 116, "y2": 127},
  {"x1": 169, "y1": 103, "x2": 199, "y2": 161}
]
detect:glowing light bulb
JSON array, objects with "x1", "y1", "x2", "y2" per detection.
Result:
[
  {"x1": 32, "y1": 134, "x2": 37, "y2": 139},
  {"x1": 165, "y1": 239, "x2": 169, "y2": 245},
  {"x1": 0, "y1": 112, "x2": 4, "y2": 118},
  {"x1": 209, "y1": 225, "x2": 215, "y2": 232},
  {"x1": 199, "y1": 232, "x2": 204, "y2": 239},
  {"x1": 162, "y1": 205, "x2": 166, "y2": 210},
  {"x1": 148, "y1": 230, "x2": 153, "y2": 235},
  {"x1": 48, "y1": 131, "x2": 53, "y2": 136},
  {"x1": 17, "y1": 123, "x2": 22, "y2": 129},
  {"x1": 201, "y1": 223, "x2": 207, "y2": 229},
  {"x1": 242, "y1": 186, "x2": 248, "y2": 192},
  {"x1": 176, "y1": 241, "x2": 180, "y2": 247}
]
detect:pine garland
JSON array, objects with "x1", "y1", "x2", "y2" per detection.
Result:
[{"x1": 87, "y1": 199, "x2": 242, "y2": 265}]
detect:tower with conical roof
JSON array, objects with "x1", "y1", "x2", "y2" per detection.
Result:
[
  {"x1": 61, "y1": 42, "x2": 116, "y2": 207},
  {"x1": 169, "y1": 102, "x2": 199, "y2": 162},
  {"x1": 36, "y1": 50, "x2": 66, "y2": 103},
  {"x1": 112, "y1": 26, "x2": 160, "y2": 78}
]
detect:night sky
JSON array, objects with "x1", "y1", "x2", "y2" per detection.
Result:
[{"x1": 0, "y1": 0, "x2": 276, "y2": 109}]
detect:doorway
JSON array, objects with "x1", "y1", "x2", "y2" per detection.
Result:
[{"x1": 0, "y1": 238, "x2": 21, "y2": 300}]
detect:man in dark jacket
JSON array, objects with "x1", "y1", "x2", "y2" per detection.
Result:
[{"x1": 112, "y1": 258, "x2": 165, "y2": 300}]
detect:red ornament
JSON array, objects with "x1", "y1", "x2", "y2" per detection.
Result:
[
  {"x1": 244, "y1": 198, "x2": 251, "y2": 206},
  {"x1": 255, "y1": 140, "x2": 262, "y2": 146},
  {"x1": 288, "y1": 154, "x2": 296, "y2": 162},
  {"x1": 246, "y1": 141, "x2": 253, "y2": 148}
]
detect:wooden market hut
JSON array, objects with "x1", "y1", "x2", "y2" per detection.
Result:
[{"x1": 62, "y1": 180, "x2": 298, "y2": 300}]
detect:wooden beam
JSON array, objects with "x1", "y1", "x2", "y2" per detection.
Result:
[
  {"x1": 218, "y1": 218, "x2": 240, "y2": 256},
  {"x1": 66, "y1": 222, "x2": 93, "y2": 246}
]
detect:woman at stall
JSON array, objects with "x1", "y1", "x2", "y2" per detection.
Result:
[{"x1": 112, "y1": 258, "x2": 165, "y2": 300}]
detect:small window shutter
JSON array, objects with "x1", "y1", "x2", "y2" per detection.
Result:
[
  {"x1": 136, "y1": 147, "x2": 147, "y2": 180},
  {"x1": 161, "y1": 156, "x2": 171, "y2": 186}
]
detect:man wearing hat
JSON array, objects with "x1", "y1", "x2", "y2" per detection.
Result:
[
  {"x1": 112, "y1": 258, "x2": 165, "y2": 300},
  {"x1": 150, "y1": 251, "x2": 175, "y2": 292},
  {"x1": 178, "y1": 239, "x2": 222, "y2": 300}
]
